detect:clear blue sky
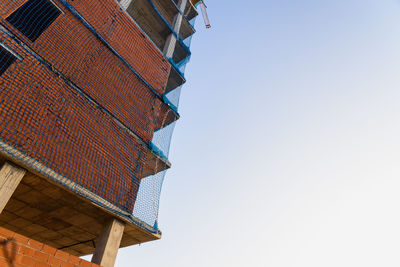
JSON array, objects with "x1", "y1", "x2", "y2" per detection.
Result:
[{"x1": 115, "y1": 1, "x2": 400, "y2": 266}]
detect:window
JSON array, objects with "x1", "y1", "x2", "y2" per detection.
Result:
[
  {"x1": 0, "y1": 45, "x2": 17, "y2": 76},
  {"x1": 6, "y1": 0, "x2": 61, "y2": 42}
]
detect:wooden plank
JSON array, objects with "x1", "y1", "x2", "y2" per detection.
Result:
[
  {"x1": 0, "y1": 162, "x2": 26, "y2": 213},
  {"x1": 92, "y1": 219, "x2": 125, "y2": 267}
]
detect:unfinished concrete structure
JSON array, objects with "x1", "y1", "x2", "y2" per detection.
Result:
[{"x1": 0, "y1": 0, "x2": 199, "y2": 266}]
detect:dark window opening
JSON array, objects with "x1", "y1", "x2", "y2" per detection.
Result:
[
  {"x1": 0, "y1": 46, "x2": 17, "y2": 76},
  {"x1": 6, "y1": 0, "x2": 61, "y2": 42}
]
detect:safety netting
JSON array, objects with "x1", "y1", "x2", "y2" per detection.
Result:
[
  {"x1": 0, "y1": 0, "x2": 197, "y2": 233},
  {"x1": 150, "y1": 122, "x2": 177, "y2": 160},
  {"x1": 133, "y1": 170, "x2": 167, "y2": 227},
  {"x1": 164, "y1": 85, "x2": 183, "y2": 112},
  {"x1": 126, "y1": 0, "x2": 196, "y2": 229}
]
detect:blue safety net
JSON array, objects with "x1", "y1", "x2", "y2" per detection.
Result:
[
  {"x1": 150, "y1": 122, "x2": 176, "y2": 159},
  {"x1": 133, "y1": 170, "x2": 166, "y2": 227},
  {"x1": 189, "y1": 16, "x2": 197, "y2": 27},
  {"x1": 184, "y1": 33, "x2": 194, "y2": 47},
  {"x1": 163, "y1": 85, "x2": 182, "y2": 112},
  {"x1": 176, "y1": 55, "x2": 191, "y2": 75},
  {"x1": 132, "y1": 0, "x2": 197, "y2": 229}
]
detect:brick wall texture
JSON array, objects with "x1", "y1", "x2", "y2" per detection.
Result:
[
  {"x1": 0, "y1": 0, "x2": 174, "y2": 212},
  {"x1": 0, "y1": 226, "x2": 100, "y2": 267},
  {"x1": 0, "y1": 0, "x2": 173, "y2": 143}
]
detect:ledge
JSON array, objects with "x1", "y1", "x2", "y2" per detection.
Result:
[{"x1": 165, "y1": 63, "x2": 186, "y2": 93}]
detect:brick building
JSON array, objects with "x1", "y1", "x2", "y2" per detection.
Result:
[{"x1": 0, "y1": 0, "x2": 199, "y2": 266}]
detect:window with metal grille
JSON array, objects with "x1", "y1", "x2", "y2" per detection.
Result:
[
  {"x1": 0, "y1": 45, "x2": 17, "y2": 76},
  {"x1": 6, "y1": 0, "x2": 62, "y2": 42}
]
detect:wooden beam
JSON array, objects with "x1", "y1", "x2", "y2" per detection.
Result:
[
  {"x1": 0, "y1": 162, "x2": 26, "y2": 213},
  {"x1": 92, "y1": 219, "x2": 125, "y2": 267}
]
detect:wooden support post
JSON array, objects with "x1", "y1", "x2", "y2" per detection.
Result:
[
  {"x1": 92, "y1": 219, "x2": 125, "y2": 267},
  {"x1": 0, "y1": 162, "x2": 26, "y2": 213}
]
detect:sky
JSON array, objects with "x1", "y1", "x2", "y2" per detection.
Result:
[{"x1": 114, "y1": 1, "x2": 400, "y2": 266}]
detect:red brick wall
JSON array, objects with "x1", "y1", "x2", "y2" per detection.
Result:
[
  {"x1": 0, "y1": 226, "x2": 99, "y2": 267},
  {"x1": 0, "y1": 29, "x2": 145, "y2": 212},
  {"x1": 68, "y1": 0, "x2": 171, "y2": 95},
  {"x1": 0, "y1": 0, "x2": 173, "y2": 143},
  {"x1": 0, "y1": 0, "x2": 175, "y2": 213},
  {"x1": 0, "y1": 0, "x2": 171, "y2": 94}
]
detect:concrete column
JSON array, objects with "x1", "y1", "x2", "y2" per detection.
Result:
[
  {"x1": 0, "y1": 162, "x2": 26, "y2": 213},
  {"x1": 92, "y1": 219, "x2": 125, "y2": 267},
  {"x1": 163, "y1": 0, "x2": 188, "y2": 58}
]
